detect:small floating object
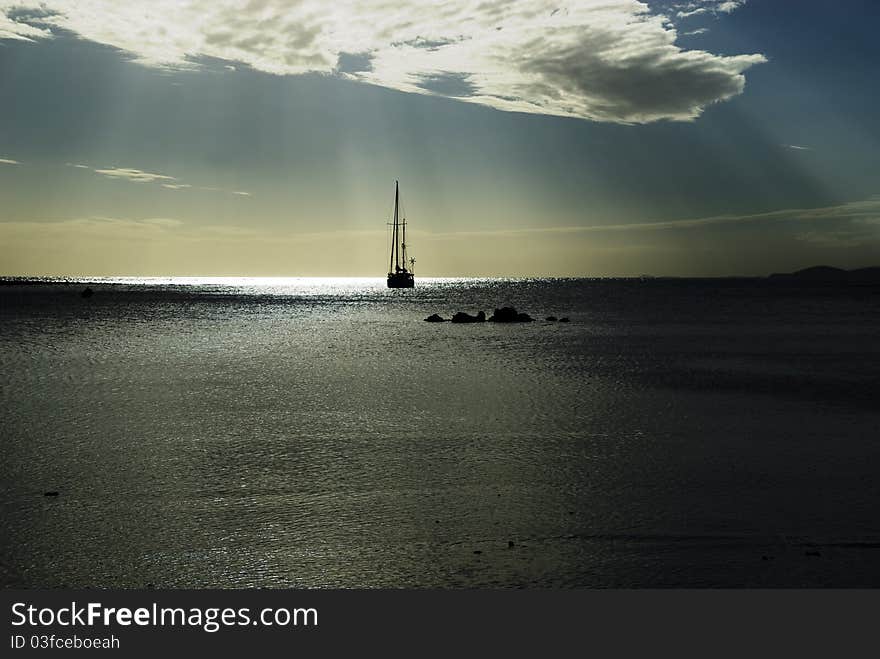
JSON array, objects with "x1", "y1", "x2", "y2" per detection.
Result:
[
  {"x1": 559, "y1": 317, "x2": 570, "y2": 323},
  {"x1": 424, "y1": 314, "x2": 445, "y2": 322},
  {"x1": 473, "y1": 550, "x2": 482, "y2": 555},
  {"x1": 43, "y1": 491, "x2": 60, "y2": 497},
  {"x1": 546, "y1": 316, "x2": 557, "y2": 322},
  {"x1": 80, "y1": 287, "x2": 94, "y2": 298},
  {"x1": 508, "y1": 540, "x2": 515, "y2": 549}
]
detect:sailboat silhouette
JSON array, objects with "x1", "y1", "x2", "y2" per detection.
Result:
[{"x1": 387, "y1": 180, "x2": 415, "y2": 288}]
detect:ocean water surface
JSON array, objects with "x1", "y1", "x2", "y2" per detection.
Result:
[{"x1": 2, "y1": 277, "x2": 879, "y2": 587}]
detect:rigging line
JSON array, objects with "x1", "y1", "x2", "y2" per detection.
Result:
[
  {"x1": 386, "y1": 221, "x2": 392, "y2": 274},
  {"x1": 398, "y1": 186, "x2": 407, "y2": 271}
]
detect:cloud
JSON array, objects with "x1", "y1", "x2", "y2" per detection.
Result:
[
  {"x1": 66, "y1": 162, "x2": 91, "y2": 168},
  {"x1": 199, "y1": 186, "x2": 253, "y2": 196},
  {"x1": 677, "y1": 8, "x2": 709, "y2": 18},
  {"x1": 94, "y1": 167, "x2": 176, "y2": 183},
  {"x1": 618, "y1": 198, "x2": 880, "y2": 233},
  {"x1": 674, "y1": 1, "x2": 745, "y2": 18},
  {"x1": 783, "y1": 144, "x2": 812, "y2": 151},
  {"x1": 715, "y1": 1, "x2": 746, "y2": 13},
  {"x1": 0, "y1": 157, "x2": 21, "y2": 165},
  {"x1": 0, "y1": 0, "x2": 764, "y2": 123},
  {"x1": 73, "y1": 163, "x2": 249, "y2": 195},
  {"x1": 0, "y1": 6, "x2": 50, "y2": 41},
  {"x1": 417, "y1": 198, "x2": 880, "y2": 243}
]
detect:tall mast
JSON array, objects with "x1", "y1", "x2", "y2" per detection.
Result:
[
  {"x1": 389, "y1": 180, "x2": 399, "y2": 273},
  {"x1": 394, "y1": 180, "x2": 400, "y2": 271}
]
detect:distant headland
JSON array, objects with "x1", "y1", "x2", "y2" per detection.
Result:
[{"x1": 768, "y1": 266, "x2": 880, "y2": 282}]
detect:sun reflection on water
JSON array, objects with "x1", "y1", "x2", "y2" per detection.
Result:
[{"x1": 61, "y1": 276, "x2": 498, "y2": 296}]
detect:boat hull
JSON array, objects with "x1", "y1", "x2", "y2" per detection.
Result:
[{"x1": 387, "y1": 272, "x2": 414, "y2": 288}]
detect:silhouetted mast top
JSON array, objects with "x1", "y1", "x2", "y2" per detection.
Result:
[{"x1": 390, "y1": 181, "x2": 399, "y2": 273}]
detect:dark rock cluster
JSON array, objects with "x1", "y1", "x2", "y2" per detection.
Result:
[
  {"x1": 424, "y1": 306, "x2": 566, "y2": 323},
  {"x1": 451, "y1": 311, "x2": 486, "y2": 323},
  {"x1": 488, "y1": 307, "x2": 532, "y2": 322}
]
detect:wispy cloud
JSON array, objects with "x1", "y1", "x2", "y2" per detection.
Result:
[
  {"x1": 417, "y1": 198, "x2": 880, "y2": 240},
  {"x1": 0, "y1": 0, "x2": 764, "y2": 123},
  {"x1": 783, "y1": 144, "x2": 812, "y2": 151},
  {"x1": 94, "y1": 167, "x2": 176, "y2": 183},
  {"x1": 716, "y1": 1, "x2": 746, "y2": 13},
  {"x1": 0, "y1": 157, "x2": 20, "y2": 165},
  {"x1": 675, "y1": 1, "x2": 746, "y2": 18},
  {"x1": 196, "y1": 185, "x2": 252, "y2": 196},
  {"x1": 70, "y1": 163, "x2": 250, "y2": 196},
  {"x1": 677, "y1": 7, "x2": 709, "y2": 19}
]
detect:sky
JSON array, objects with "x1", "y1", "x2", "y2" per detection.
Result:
[{"x1": 1, "y1": 0, "x2": 878, "y2": 277}]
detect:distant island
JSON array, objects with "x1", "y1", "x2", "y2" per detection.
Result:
[{"x1": 768, "y1": 265, "x2": 880, "y2": 282}]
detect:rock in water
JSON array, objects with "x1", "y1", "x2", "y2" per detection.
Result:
[
  {"x1": 489, "y1": 306, "x2": 516, "y2": 322},
  {"x1": 559, "y1": 317, "x2": 570, "y2": 323},
  {"x1": 424, "y1": 313, "x2": 445, "y2": 322},
  {"x1": 81, "y1": 287, "x2": 94, "y2": 299},
  {"x1": 451, "y1": 311, "x2": 486, "y2": 323},
  {"x1": 546, "y1": 316, "x2": 557, "y2": 322},
  {"x1": 489, "y1": 306, "x2": 531, "y2": 322},
  {"x1": 489, "y1": 307, "x2": 534, "y2": 322}
]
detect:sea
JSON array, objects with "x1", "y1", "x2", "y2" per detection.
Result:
[{"x1": 1, "y1": 277, "x2": 879, "y2": 588}]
